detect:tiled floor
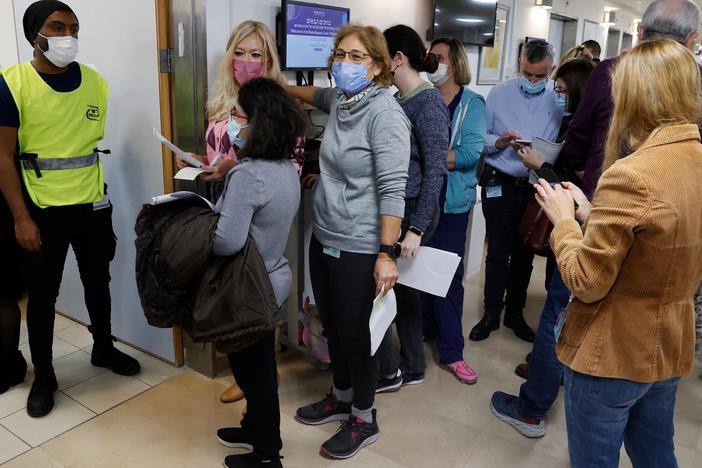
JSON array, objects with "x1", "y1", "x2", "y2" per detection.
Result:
[
  {"x1": 0, "y1": 312, "x2": 186, "y2": 464},
  {"x1": 2, "y1": 258, "x2": 701, "y2": 467}
]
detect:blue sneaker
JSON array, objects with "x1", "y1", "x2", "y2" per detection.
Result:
[
  {"x1": 375, "y1": 369, "x2": 402, "y2": 393},
  {"x1": 401, "y1": 371, "x2": 425, "y2": 386},
  {"x1": 490, "y1": 391, "x2": 545, "y2": 438}
]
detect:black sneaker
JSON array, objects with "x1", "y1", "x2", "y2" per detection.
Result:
[
  {"x1": 320, "y1": 410, "x2": 380, "y2": 459},
  {"x1": 295, "y1": 389, "x2": 351, "y2": 425},
  {"x1": 375, "y1": 369, "x2": 402, "y2": 393},
  {"x1": 217, "y1": 427, "x2": 254, "y2": 450},
  {"x1": 223, "y1": 452, "x2": 282, "y2": 468},
  {"x1": 91, "y1": 343, "x2": 141, "y2": 376}
]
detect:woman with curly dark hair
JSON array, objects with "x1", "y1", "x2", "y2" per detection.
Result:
[{"x1": 212, "y1": 77, "x2": 306, "y2": 468}]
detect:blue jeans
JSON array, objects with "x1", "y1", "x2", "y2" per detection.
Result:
[
  {"x1": 517, "y1": 270, "x2": 568, "y2": 419},
  {"x1": 563, "y1": 367, "x2": 680, "y2": 468}
]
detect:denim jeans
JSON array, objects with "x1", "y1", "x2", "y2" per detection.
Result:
[
  {"x1": 517, "y1": 270, "x2": 568, "y2": 419},
  {"x1": 563, "y1": 367, "x2": 680, "y2": 468}
]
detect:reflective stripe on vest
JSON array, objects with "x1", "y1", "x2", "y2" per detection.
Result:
[
  {"x1": 1, "y1": 62, "x2": 109, "y2": 208},
  {"x1": 21, "y1": 152, "x2": 98, "y2": 175}
]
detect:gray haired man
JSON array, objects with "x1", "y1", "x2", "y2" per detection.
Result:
[
  {"x1": 565, "y1": 0, "x2": 700, "y2": 199},
  {"x1": 470, "y1": 39, "x2": 564, "y2": 343}
]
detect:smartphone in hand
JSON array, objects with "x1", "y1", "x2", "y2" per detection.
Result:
[
  {"x1": 533, "y1": 167, "x2": 560, "y2": 185},
  {"x1": 532, "y1": 168, "x2": 579, "y2": 209}
]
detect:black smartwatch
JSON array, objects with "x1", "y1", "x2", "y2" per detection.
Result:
[
  {"x1": 408, "y1": 226, "x2": 424, "y2": 237},
  {"x1": 379, "y1": 243, "x2": 402, "y2": 260}
]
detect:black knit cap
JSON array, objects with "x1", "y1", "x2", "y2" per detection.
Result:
[{"x1": 23, "y1": 0, "x2": 77, "y2": 46}]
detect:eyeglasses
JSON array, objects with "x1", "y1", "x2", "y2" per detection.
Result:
[
  {"x1": 229, "y1": 109, "x2": 248, "y2": 121},
  {"x1": 553, "y1": 83, "x2": 566, "y2": 96},
  {"x1": 331, "y1": 48, "x2": 372, "y2": 64}
]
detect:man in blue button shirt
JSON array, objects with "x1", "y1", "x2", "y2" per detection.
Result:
[{"x1": 470, "y1": 40, "x2": 563, "y2": 342}]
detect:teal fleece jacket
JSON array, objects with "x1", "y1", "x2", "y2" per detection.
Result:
[{"x1": 444, "y1": 87, "x2": 487, "y2": 214}]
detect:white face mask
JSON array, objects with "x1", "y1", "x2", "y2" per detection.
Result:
[
  {"x1": 428, "y1": 63, "x2": 450, "y2": 86},
  {"x1": 38, "y1": 33, "x2": 78, "y2": 68}
]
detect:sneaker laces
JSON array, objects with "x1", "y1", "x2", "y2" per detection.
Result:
[
  {"x1": 452, "y1": 361, "x2": 476, "y2": 378},
  {"x1": 313, "y1": 391, "x2": 346, "y2": 413},
  {"x1": 335, "y1": 416, "x2": 374, "y2": 441}
]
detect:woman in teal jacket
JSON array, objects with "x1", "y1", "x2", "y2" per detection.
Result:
[{"x1": 422, "y1": 37, "x2": 487, "y2": 384}]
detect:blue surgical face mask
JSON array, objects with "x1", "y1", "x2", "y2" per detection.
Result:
[
  {"x1": 520, "y1": 76, "x2": 547, "y2": 95},
  {"x1": 332, "y1": 62, "x2": 372, "y2": 94},
  {"x1": 227, "y1": 116, "x2": 248, "y2": 148},
  {"x1": 555, "y1": 93, "x2": 568, "y2": 112}
]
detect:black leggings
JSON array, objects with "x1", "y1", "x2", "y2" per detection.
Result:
[
  {"x1": 228, "y1": 332, "x2": 281, "y2": 459},
  {"x1": 309, "y1": 235, "x2": 378, "y2": 410}
]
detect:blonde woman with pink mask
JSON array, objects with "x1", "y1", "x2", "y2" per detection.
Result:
[{"x1": 176, "y1": 21, "x2": 302, "y2": 182}]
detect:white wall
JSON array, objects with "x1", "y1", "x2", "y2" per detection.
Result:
[
  {"x1": 11, "y1": 0, "x2": 175, "y2": 361},
  {"x1": 0, "y1": 0, "x2": 19, "y2": 68}
]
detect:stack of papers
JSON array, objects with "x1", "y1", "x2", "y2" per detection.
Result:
[
  {"x1": 153, "y1": 127, "x2": 214, "y2": 180},
  {"x1": 397, "y1": 247, "x2": 462, "y2": 297},
  {"x1": 369, "y1": 287, "x2": 397, "y2": 356},
  {"x1": 528, "y1": 137, "x2": 565, "y2": 184},
  {"x1": 368, "y1": 247, "x2": 462, "y2": 355},
  {"x1": 150, "y1": 191, "x2": 215, "y2": 210}
]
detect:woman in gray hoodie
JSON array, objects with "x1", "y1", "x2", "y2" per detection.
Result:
[{"x1": 288, "y1": 24, "x2": 410, "y2": 460}]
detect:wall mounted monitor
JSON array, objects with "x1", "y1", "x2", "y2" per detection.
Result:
[
  {"x1": 432, "y1": 0, "x2": 499, "y2": 47},
  {"x1": 280, "y1": 0, "x2": 350, "y2": 70}
]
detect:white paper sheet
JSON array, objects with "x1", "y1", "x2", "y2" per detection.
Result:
[
  {"x1": 397, "y1": 247, "x2": 462, "y2": 297},
  {"x1": 150, "y1": 191, "x2": 215, "y2": 210},
  {"x1": 152, "y1": 127, "x2": 204, "y2": 168},
  {"x1": 174, "y1": 167, "x2": 209, "y2": 180},
  {"x1": 369, "y1": 287, "x2": 397, "y2": 356},
  {"x1": 528, "y1": 137, "x2": 565, "y2": 184}
]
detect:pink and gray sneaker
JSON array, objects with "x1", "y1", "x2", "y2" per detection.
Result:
[{"x1": 442, "y1": 360, "x2": 478, "y2": 385}]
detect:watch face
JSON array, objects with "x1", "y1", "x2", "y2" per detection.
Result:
[{"x1": 392, "y1": 243, "x2": 402, "y2": 258}]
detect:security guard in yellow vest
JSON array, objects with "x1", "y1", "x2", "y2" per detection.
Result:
[{"x1": 0, "y1": 1, "x2": 140, "y2": 418}]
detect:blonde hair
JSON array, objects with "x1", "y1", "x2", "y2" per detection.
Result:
[
  {"x1": 329, "y1": 23, "x2": 393, "y2": 87},
  {"x1": 430, "y1": 37, "x2": 472, "y2": 85},
  {"x1": 558, "y1": 45, "x2": 593, "y2": 66},
  {"x1": 551, "y1": 45, "x2": 593, "y2": 78},
  {"x1": 604, "y1": 39, "x2": 701, "y2": 170},
  {"x1": 206, "y1": 21, "x2": 285, "y2": 121}
]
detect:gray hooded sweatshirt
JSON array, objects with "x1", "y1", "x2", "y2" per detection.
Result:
[{"x1": 313, "y1": 85, "x2": 411, "y2": 254}]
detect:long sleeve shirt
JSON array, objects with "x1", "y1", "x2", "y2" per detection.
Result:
[
  {"x1": 561, "y1": 59, "x2": 616, "y2": 199},
  {"x1": 483, "y1": 77, "x2": 563, "y2": 178},
  {"x1": 396, "y1": 83, "x2": 450, "y2": 231}
]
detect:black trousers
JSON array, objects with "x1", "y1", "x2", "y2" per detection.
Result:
[
  {"x1": 377, "y1": 197, "x2": 436, "y2": 376},
  {"x1": 21, "y1": 202, "x2": 116, "y2": 366},
  {"x1": 227, "y1": 332, "x2": 281, "y2": 459},
  {"x1": 481, "y1": 171, "x2": 535, "y2": 320},
  {"x1": 309, "y1": 235, "x2": 378, "y2": 410}
]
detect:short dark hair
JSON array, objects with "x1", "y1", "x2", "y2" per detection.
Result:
[
  {"x1": 521, "y1": 39, "x2": 555, "y2": 64},
  {"x1": 554, "y1": 58, "x2": 595, "y2": 114},
  {"x1": 237, "y1": 78, "x2": 307, "y2": 161},
  {"x1": 384, "y1": 24, "x2": 439, "y2": 73},
  {"x1": 581, "y1": 40, "x2": 602, "y2": 57}
]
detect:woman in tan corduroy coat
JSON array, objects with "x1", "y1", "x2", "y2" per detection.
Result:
[{"x1": 535, "y1": 39, "x2": 702, "y2": 468}]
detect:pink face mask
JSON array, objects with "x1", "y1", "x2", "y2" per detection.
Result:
[{"x1": 232, "y1": 59, "x2": 264, "y2": 85}]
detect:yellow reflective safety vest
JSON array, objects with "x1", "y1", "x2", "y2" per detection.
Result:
[{"x1": 1, "y1": 62, "x2": 108, "y2": 208}]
